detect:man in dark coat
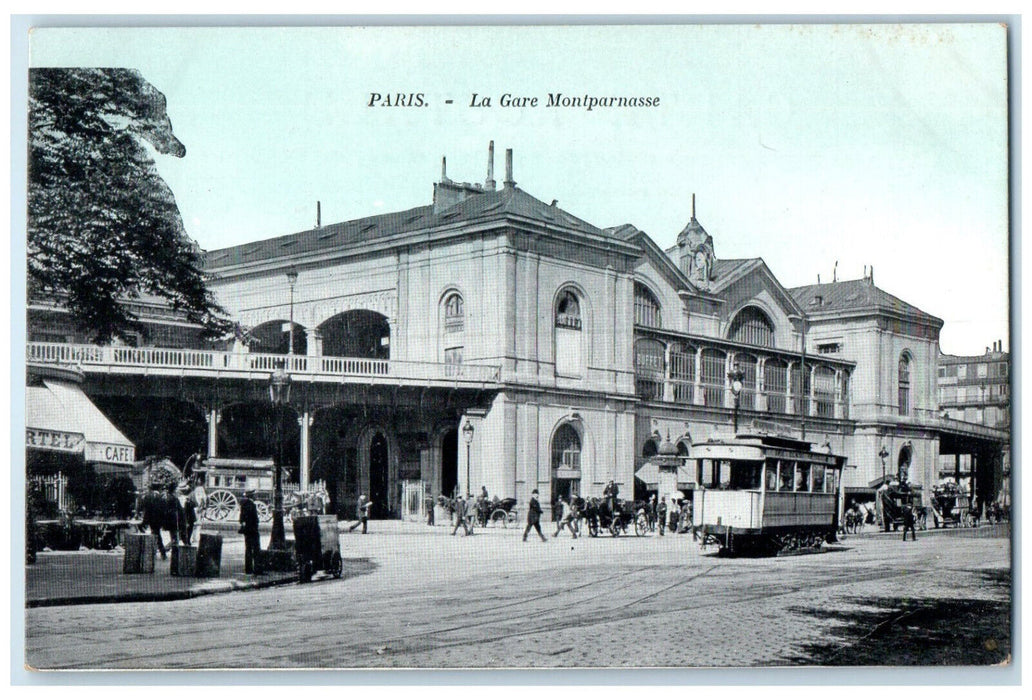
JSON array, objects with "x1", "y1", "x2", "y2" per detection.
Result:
[
  {"x1": 239, "y1": 491, "x2": 261, "y2": 574},
  {"x1": 451, "y1": 494, "x2": 472, "y2": 536},
  {"x1": 182, "y1": 492, "x2": 198, "y2": 545},
  {"x1": 523, "y1": 489, "x2": 547, "y2": 542},
  {"x1": 141, "y1": 483, "x2": 170, "y2": 559},
  {"x1": 603, "y1": 480, "x2": 619, "y2": 516},
  {"x1": 902, "y1": 503, "x2": 918, "y2": 542}
]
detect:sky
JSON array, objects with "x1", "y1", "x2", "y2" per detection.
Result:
[{"x1": 28, "y1": 24, "x2": 1010, "y2": 356}]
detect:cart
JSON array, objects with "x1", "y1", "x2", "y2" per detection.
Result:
[{"x1": 292, "y1": 514, "x2": 343, "y2": 583}]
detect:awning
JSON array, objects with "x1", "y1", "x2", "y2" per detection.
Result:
[
  {"x1": 635, "y1": 462, "x2": 695, "y2": 489},
  {"x1": 26, "y1": 380, "x2": 135, "y2": 466}
]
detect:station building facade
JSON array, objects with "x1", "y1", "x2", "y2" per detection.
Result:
[{"x1": 27, "y1": 145, "x2": 1006, "y2": 520}]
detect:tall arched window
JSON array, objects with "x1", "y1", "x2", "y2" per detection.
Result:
[
  {"x1": 443, "y1": 293, "x2": 464, "y2": 333},
  {"x1": 634, "y1": 283, "x2": 662, "y2": 328},
  {"x1": 700, "y1": 348, "x2": 727, "y2": 407},
  {"x1": 728, "y1": 307, "x2": 776, "y2": 348},
  {"x1": 898, "y1": 353, "x2": 911, "y2": 416},
  {"x1": 764, "y1": 358, "x2": 788, "y2": 413},
  {"x1": 814, "y1": 365, "x2": 836, "y2": 418},
  {"x1": 736, "y1": 354, "x2": 758, "y2": 410},
  {"x1": 555, "y1": 289, "x2": 584, "y2": 376},
  {"x1": 442, "y1": 292, "x2": 464, "y2": 373}
]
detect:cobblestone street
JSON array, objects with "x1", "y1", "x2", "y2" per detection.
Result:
[{"x1": 24, "y1": 523, "x2": 1011, "y2": 670}]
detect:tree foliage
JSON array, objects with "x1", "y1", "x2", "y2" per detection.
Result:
[{"x1": 28, "y1": 68, "x2": 230, "y2": 343}]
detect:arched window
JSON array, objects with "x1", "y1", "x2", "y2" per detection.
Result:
[
  {"x1": 728, "y1": 307, "x2": 776, "y2": 348},
  {"x1": 634, "y1": 283, "x2": 662, "y2": 328},
  {"x1": 443, "y1": 293, "x2": 464, "y2": 333},
  {"x1": 555, "y1": 289, "x2": 584, "y2": 376},
  {"x1": 898, "y1": 353, "x2": 911, "y2": 416},
  {"x1": 635, "y1": 339, "x2": 665, "y2": 400},
  {"x1": 552, "y1": 423, "x2": 582, "y2": 471},
  {"x1": 735, "y1": 354, "x2": 757, "y2": 410},
  {"x1": 555, "y1": 291, "x2": 582, "y2": 330},
  {"x1": 642, "y1": 437, "x2": 659, "y2": 459}
]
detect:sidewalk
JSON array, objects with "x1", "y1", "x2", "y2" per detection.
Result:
[{"x1": 24, "y1": 518, "x2": 450, "y2": 608}]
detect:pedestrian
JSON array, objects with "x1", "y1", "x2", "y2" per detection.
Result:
[
  {"x1": 425, "y1": 494, "x2": 435, "y2": 526},
  {"x1": 523, "y1": 489, "x2": 548, "y2": 542},
  {"x1": 451, "y1": 494, "x2": 472, "y2": 536},
  {"x1": 349, "y1": 494, "x2": 372, "y2": 534},
  {"x1": 902, "y1": 503, "x2": 917, "y2": 542},
  {"x1": 647, "y1": 494, "x2": 657, "y2": 530},
  {"x1": 553, "y1": 496, "x2": 577, "y2": 539},
  {"x1": 140, "y1": 483, "x2": 170, "y2": 559},
  {"x1": 669, "y1": 499, "x2": 680, "y2": 534},
  {"x1": 657, "y1": 496, "x2": 668, "y2": 536},
  {"x1": 481, "y1": 485, "x2": 489, "y2": 501},
  {"x1": 182, "y1": 492, "x2": 198, "y2": 545},
  {"x1": 238, "y1": 490, "x2": 261, "y2": 575}
]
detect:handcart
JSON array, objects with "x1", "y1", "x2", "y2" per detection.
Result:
[{"x1": 292, "y1": 514, "x2": 343, "y2": 583}]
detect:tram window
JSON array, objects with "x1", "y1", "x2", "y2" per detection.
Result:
[
  {"x1": 729, "y1": 461, "x2": 762, "y2": 489},
  {"x1": 698, "y1": 460, "x2": 713, "y2": 488},
  {"x1": 717, "y1": 460, "x2": 731, "y2": 489},
  {"x1": 234, "y1": 475, "x2": 246, "y2": 489},
  {"x1": 796, "y1": 464, "x2": 811, "y2": 492},
  {"x1": 778, "y1": 461, "x2": 794, "y2": 492},
  {"x1": 765, "y1": 461, "x2": 779, "y2": 491},
  {"x1": 825, "y1": 470, "x2": 839, "y2": 494},
  {"x1": 812, "y1": 465, "x2": 825, "y2": 492}
]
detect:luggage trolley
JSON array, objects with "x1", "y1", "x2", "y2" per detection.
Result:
[{"x1": 292, "y1": 514, "x2": 343, "y2": 583}]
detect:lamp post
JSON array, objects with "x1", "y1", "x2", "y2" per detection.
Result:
[
  {"x1": 462, "y1": 419, "x2": 475, "y2": 496},
  {"x1": 879, "y1": 445, "x2": 889, "y2": 484},
  {"x1": 727, "y1": 362, "x2": 745, "y2": 434},
  {"x1": 268, "y1": 367, "x2": 292, "y2": 550},
  {"x1": 286, "y1": 267, "x2": 299, "y2": 358}
]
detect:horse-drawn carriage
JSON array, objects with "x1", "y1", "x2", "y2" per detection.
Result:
[
  {"x1": 877, "y1": 484, "x2": 927, "y2": 532},
  {"x1": 193, "y1": 457, "x2": 328, "y2": 524},
  {"x1": 929, "y1": 482, "x2": 977, "y2": 528},
  {"x1": 472, "y1": 496, "x2": 519, "y2": 528},
  {"x1": 581, "y1": 497, "x2": 649, "y2": 537}
]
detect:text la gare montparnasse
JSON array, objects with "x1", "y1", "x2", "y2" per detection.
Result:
[{"x1": 368, "y1": 92, "x2": 660, "y2": 111}]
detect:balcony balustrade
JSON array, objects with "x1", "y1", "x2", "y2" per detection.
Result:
[{"x1": 27, "y1": 342, "x2": 501, "y2": 386}]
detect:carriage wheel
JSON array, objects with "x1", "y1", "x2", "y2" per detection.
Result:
[
  {"x1": 329, "y1": 552, "x2": 343, "y2": 579},
  {"x1": 256, "y1": 501, "x2": 272, "y2": 523},
  {"x1": 491, "y1": 509, "x2": 508, "y2": 528},
  {"x1": 634, "y1": 513, "x2": 648, "y2": 537},
  {"x1": 205, "y1": 490, "x2": 237, "y2": 521},
  {"x1": 506, "y1": 511, "x2": 518, "y2": 527}
]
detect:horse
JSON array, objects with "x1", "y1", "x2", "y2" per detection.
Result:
[{"x1": 139, "y1": 486, "x2": 181, "y2": 559}]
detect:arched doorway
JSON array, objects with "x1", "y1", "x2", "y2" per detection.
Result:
[
  {"x1": 440, "y1": 429, "x2": 458, "y2": 498},
  {"x1": 551, "y1": 423, "x2": 582, "y2": 507},
  {"x1": 369, "y1": 432, "x2": 389, "y2": 518},
  {"x1": 319, "y1": 310, "x2": 391, "y2": 359}
]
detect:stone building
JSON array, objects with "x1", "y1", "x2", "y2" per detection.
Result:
[{"x1": 25, "y1": 144, "x2": 1010, "y2": 520}]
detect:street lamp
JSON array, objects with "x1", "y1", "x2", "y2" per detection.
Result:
[
  {"x1": 879, "y1": 445, "x2": 890, "y2": 484},
  {"x1": 727, "y1": 362, "x2": 745, "y2": 434},
  {"x1": 268, "y1": 366, "x2": 292, "y2": 550},
  {"x1": 286, "y1": 267, "x2": 299, "y2": 358},
  {"x1": 461, "y1": 419, "x2": 475, "y2": 496}
]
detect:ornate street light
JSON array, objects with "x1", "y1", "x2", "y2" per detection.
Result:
[
  {"x1": 462, "y1": 419, "x2": 475, "y2": 497},
  {"x1": 286, "y1": 267, "x2": 299, "y2": 358},
  {"x1": 727, "y1": 362, "x2": 745, "y2": 434},
  {"x1": 268, "y1": 366, "x2": 292, "y2": 551},
  {"x1": 879, "y1": 445, "x2": 890, "y2": 484}
]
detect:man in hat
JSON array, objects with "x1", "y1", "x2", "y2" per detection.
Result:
[
  {"x1": 523, "y1": 489, "x2": 547, "y2": 542},
  {"x1": 349, "y1": 494, "x2": 372, "y2": 534},
  {"x1": 141, "y1": 482, "x2": 170, "y2": 559},
  {"x1": 238, "y1": 491, "x2": 261, "y2": 575},
  {"x1": 451, "y1": 494, "x2": 472, "y2": 536}
]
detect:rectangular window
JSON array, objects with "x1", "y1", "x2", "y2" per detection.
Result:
[
  {"x1": 778, "y1": 461, "x2": 794, "y2": 492},
  {"x1": 555, "y1": 328, "x2": 582, "y2": 376},
  {"x1": 817, "y1": 342, "x2": 841, "y2": 354},
  {"x1": 957, "y1": 365, "x2": 968, "y2": 379},
  {"x1": 812, "y1": 465, "x2": 825, "y2": 493},
  {"x1": 765, "y1": 461, "x2": 779, "y2": 491},
  {"x1": 796, "y1": 464, "x2": 811, "y2": 492},
  {"x1": 977, "y1": 363, "x2": 988, "y2": 378}
]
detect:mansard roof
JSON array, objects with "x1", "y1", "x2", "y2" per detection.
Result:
[
  {"x1": 789, "y1": 278, "x2": 943, "y2": 327},
  {"x1": 203, "y1": 186, "x2": 616, "y2": 270}
]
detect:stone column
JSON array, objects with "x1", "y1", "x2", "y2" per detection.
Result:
[
  {"x1": 756, "y1": 357, "x2": 768, "y2": 412},
  {"x1": 694, "y1": 347, "x2": 704, "y2": 406},
  {"x1": 663, "y1": 342, "x2": 674, "y2": 402},
  {"x1": 298, "y1": 411, "x2": 313, "y2": 490},
  {"x1": 786, "y1": 361, "x2": 796, "y2": 415},
  {"x1": 207, "y1": 408, "x2": 220, "y2": 458},
  {"x1": 809, "y1": 364, "x2": 817, "y2": 417}
]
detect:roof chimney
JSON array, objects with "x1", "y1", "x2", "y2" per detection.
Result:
[
  {"x1": 441, "y1": 156, "x2": 450, "y2": 183},
  {"x1": 316, "y1": 201, "x2": 321, "y2": 229},
  {"x1": 504, "y1": 148, "x2": 516, "y2": 189},
  {"x1": 692, "y1": 193, "x2": 696, "y2": 220},
  {"x1": 485, "y1": 141, "x2": 496, "y2": 191}
]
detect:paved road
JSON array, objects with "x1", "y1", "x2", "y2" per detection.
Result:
[{"x1": 25, "y1": 524, "x2": 1011, "y2": 669}]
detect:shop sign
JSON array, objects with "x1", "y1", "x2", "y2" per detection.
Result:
[
  {"x1": 26, "y1": 428, "x2": 84, "y2": 453},
  {"x1": 85, "y1": 442, "x2": 136, "y2": 465}
]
